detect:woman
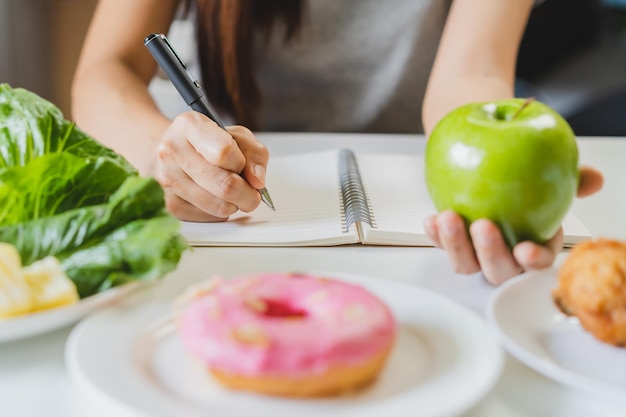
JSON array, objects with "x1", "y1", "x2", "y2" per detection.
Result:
[{"x1": 72, "y1": 0, "x2": 603, "y2": 284}]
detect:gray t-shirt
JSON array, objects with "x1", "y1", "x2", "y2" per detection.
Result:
[
  {"x1": 151, "y1": 0, "x2": 451, "y2": 134},
  {"x1": 255, "y1": 0, "x2": 451, "y2": 133}
]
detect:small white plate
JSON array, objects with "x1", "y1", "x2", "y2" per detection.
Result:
[
  {"x1": 66, "y1": 271, "x2": 503, "y2": 417},
  {"x1": 0, "y1": 283, "x2": 137, "y2": 343},
  {"x1": 487, "y1": 268, "x2": 626, "y2": 404}
]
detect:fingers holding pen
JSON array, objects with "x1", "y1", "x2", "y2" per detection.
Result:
[
  {"x1": 155, "y1": 112, "x2": 262, "y2": 219},
  {"x1": 145, "y1": 35, "x2": 268, "y2": 219},
  {"x1": 174, "y1": 112, "x2": 246, "y2": 173},
  {"x1": 227, "y1": 125, "x2": 270, "y2": 191},
  {"x1": 162, "y1": 184, "x2": 236, "y2": 222},
  {"x1": 155, "y1": 139, "x2": 243, "y2": 218}
]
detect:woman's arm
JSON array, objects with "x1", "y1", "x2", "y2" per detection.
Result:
[
  {"x1": 422, "y1": 0, "x2": 534, "y2": 134},
  {"x1": 421, "y1": 0, "x2": 604, "y2": 284},
  {"x1": 72, "y1": 0, "x2": 269, "y2": 222},
  {"x1": 72, "y1": 0, "x2": 179, "y2": 175}
]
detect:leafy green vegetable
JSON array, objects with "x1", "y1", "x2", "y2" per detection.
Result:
[
  {"x1": 60, "y1": 216, "x2": 188, "y2": 298},
  {"x1": 0, "y1": 153, "x2": 133, "y2": 224},
  {"x1": 0, "y1": 84, "x2": 188, "y2": 298},
  {"x1": 0, "y1": 84, "x2": 135, "y2": 171},
  {"x1": 0, "y1": 176, "x2": 167, "y2": 264}
]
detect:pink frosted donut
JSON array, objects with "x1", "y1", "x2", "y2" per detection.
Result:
[{"x1": 177, "y1": 272, "x2": 396, "y2": 397}]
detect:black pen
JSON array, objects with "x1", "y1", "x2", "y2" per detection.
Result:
[{"x1": 144, "y1": 33, "x2": 275, "y2": 211}]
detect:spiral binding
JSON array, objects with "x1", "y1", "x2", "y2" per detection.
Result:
[{"x1": 338, "y1": 149, "x2": 375, "y2": 233}]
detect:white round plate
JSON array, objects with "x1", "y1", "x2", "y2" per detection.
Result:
[
  {"x1": 0, "y1": 283, "x2": 136, "y2": 343},
  {"x1": 66, "y1": 271, "x2": 503, "y2": 417},
  {"x1": 487, "y1": 268, "x2": 626, "y2": 404}
]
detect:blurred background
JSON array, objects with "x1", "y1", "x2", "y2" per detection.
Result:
[
  {"x1": 0, "y1": 0, "x2": 96, "y2": 119},
  {"x1": 516, "y1": 0, "x2": 626, "y2": 136},
  {"x1": 1, "y1": 0, "x2": 625, "y2": 136}
]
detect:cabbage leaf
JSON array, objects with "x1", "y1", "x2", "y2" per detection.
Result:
[{"x1": 0, "y1": 84, "x2": 188, "y2": 298}]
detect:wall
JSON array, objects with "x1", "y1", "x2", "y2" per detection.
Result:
[
  {"x1": 0, "y1": 0, "x2": 97, "y2": 118},
  {"x1": 0, "y1": 0, "x2": 52, "y2": 101},
  {"x1": 49, "y1": 0, "x2": 98, "y2": 118}
]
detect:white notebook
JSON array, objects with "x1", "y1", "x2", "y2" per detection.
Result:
[{"x1": 179, "y1": 149, "x2": 591, "y2": 247}]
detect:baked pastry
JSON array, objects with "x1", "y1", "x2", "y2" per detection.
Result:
[
  {"x1": 553, "y1": 238, "x2": 626, "y2": 346},
  {"x1": 177, "y1": 272, "x2": 396, "y2": 396}
]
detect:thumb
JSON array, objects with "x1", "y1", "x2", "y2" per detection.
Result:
[{"x1": 577, "y1": 166, "x2": 604, "y2": 198}]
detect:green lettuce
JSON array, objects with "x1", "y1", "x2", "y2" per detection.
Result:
[
  {"x1": 0, "y1": 153, "x2": 132, "y2": 224},
  {"x1": 0, "y1": 84, "x2": 188, "y2": 298},
  {"x1": 0, "y1": 84, "x2": 134, "y2": 170}
]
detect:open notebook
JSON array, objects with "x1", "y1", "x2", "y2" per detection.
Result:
[{"x1": 179, "y1": 149, "x2": 591, "y2": 247}]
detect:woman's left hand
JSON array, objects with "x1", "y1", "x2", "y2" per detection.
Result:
[{"x1": 423, "y1": 166, "x2": 604, "y2": 285}]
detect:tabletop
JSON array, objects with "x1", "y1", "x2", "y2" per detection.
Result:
[{"x1": 1, "y1": 133, "x2": 626, "y2": 417}]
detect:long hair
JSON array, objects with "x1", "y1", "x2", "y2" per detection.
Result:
[{"x1": 187, "y1": 0, "x2": 306, "y2": 129}]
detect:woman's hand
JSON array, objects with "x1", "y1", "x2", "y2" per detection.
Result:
[
  {"x1": 153, "y1": 112, "x2": 269, "y2": 222},
  {"x1": 423, "y1": 166, "x2": 604, "y2": 284}
]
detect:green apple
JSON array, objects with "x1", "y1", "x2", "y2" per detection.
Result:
[{"x1": 424, "y1": 98, "x2": 579, "y2": 248}]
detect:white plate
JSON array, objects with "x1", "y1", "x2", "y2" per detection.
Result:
[
  {"x1": 0, "y1": 283, "x2": 137, "y2": 343},
  {"x1": 66, "y1": 271, "x2": 503, "y2": 417},
  {"x1": 487, "y1": 268, "x2": 626, "y2": 404}
]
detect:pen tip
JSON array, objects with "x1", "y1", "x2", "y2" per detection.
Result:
[
  {"x1": 265, "y1": 199, "x2": 276, "y2": 211},
  {"x1": 259, "y1": 188, "x2": 275, "y2": 211}
]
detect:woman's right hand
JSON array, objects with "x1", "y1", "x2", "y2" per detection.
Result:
[{"x1": 153, "y1": 112, "x2": 269, "y2": 222}]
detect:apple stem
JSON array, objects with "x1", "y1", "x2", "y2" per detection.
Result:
[{"x1": 511, "y1": 97, "x2": 536, "y2": 120}]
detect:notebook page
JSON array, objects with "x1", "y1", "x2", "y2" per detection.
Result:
[
  {"x1": 356, "y1": 153, "x2": 590, "y2": 246},
  {"x1": 179, "y1": 150, "x2": 359, "y2": 246},
  {"x1": 561, "y1": 211, "x2": 591, "y2": 247},
  {"x1": 356, "y1": 153, "x2": 435, "y2": 246}
]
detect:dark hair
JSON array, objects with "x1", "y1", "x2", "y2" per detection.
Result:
[{"x1": 187, "y1": 0, "x2": 306, "y2": 129}]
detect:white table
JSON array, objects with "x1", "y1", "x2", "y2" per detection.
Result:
[{"x1": 2, "y1": 133, "x2": 626, "y2": 417}]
